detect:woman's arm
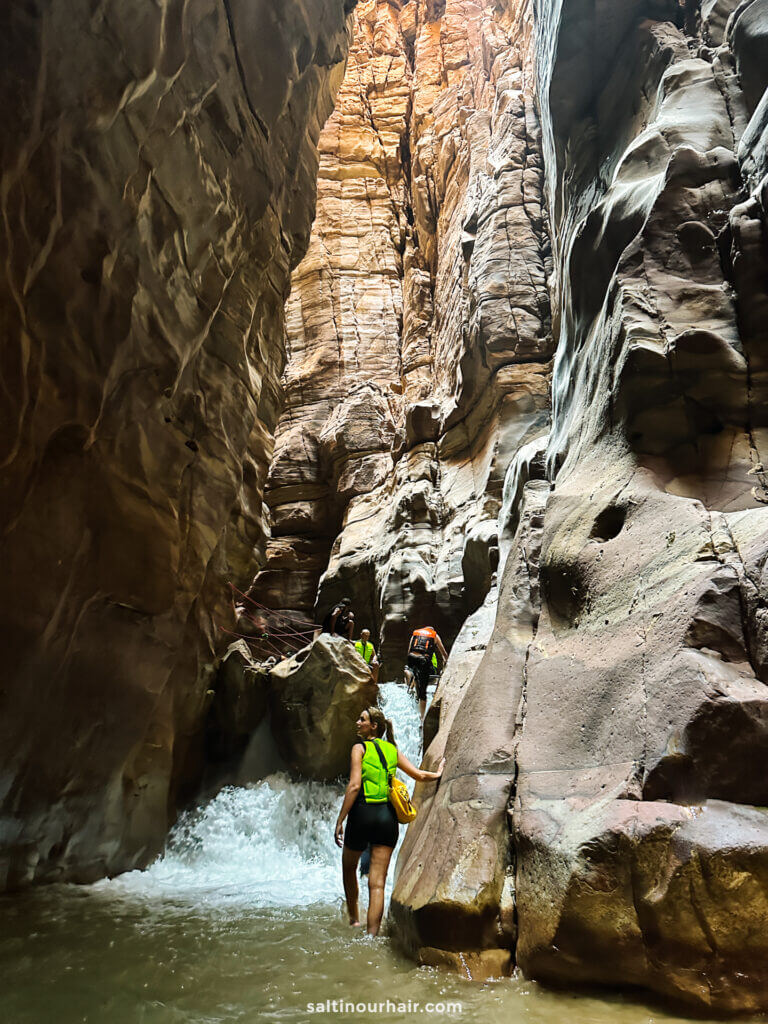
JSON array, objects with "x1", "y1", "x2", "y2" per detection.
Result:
[
  {"x1": 334, "y1": 745, "x2": 364, "y2": 847},
  {"x1": 397, "y1": 751, "x2": 446, "y2": 783}
]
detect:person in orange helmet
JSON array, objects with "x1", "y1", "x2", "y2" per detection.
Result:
[{"x1": 404, "y1": 626, "x2": 447, "y2": 720}]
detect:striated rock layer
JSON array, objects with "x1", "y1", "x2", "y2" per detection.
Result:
[
  {"x1": 392, "y1": 0, "x2": 768, "y2": 1013},
  {"x1": 255, "y1": 0, "x2": 552, "y2": 675},
  {"x1": 0, "y1": 0, "x2": 355, "y2": 888}
]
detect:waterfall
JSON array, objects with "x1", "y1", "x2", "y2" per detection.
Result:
[{"x1": 98, "y1": 681, "x2": 422, "y2": 909}]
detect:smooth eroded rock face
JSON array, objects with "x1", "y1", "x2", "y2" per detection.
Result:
[
  {"x1": 0, "y1": 0, "x2": 354, "y2": 888},
  {"x1": 269, "y1": 634, "x2": 378, "y2": 779},
  {"x1": 206, "y1": 641, "x2": 272, "y2": 770},
  {"x1": 4, "y1": 0, "x2": 768, "y2": 1010},
  {"x1": 391, "y1": 476, "x2": 546, "y2": 966},
  {"x1": 391, "y1": 0, "x2": 768, "y2": 1012}
]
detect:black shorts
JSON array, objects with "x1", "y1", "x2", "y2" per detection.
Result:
[
  {"x1": 344, "y1": 798, "x2": 398, "y2": 851},
  {"x1": 406, "y1": 654, "x2": 431, "y2": 701}
]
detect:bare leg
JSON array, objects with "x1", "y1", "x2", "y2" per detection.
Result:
[
  {"x1": 404, "y1": 667, "x2": 413, "y2": 689},
  {"x1": 342, "y1": 847, "x2": 363, "y2": 925},
  {"x1": 419, "y1": 698, "x2": 426, "y2": 720},
  {"x1": 367, "y1": 844, "x2": 394, "y2": 936}
]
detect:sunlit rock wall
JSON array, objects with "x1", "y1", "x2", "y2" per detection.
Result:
[
  {"x1": 393, "y1": 0, "x2": 768, "y2": 1012},
  {"x1": 0, "y1": 0, "x2": 354, "y2": 888},
  {"x1": 255, "y1": 0, "x2": 552, "y2": 674}
]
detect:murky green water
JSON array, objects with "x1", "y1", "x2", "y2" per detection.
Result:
[
  {"x1": 1, "y1": 888, "x2": 746, "y2": 1024},
  {"x1": 0, "y1": 686, "x2": 757, "y2": 1023},
  {"x1": 3, "y1": 888, "x2": 753, "y2": 1024}
]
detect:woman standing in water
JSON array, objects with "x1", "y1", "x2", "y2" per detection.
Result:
[{"x1": 334, "y1": 706, "x2": 445, "y2": 935}]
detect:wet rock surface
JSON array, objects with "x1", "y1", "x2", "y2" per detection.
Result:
[
  {"x1": 205, "y1": 641, "x2": 272, "y2": 771},
  {"x1": 508, "y1": 0, "x2": 768, "y2": 1010},
  {"x1": 3, "y1": 0, "x2": 768, "y2": 1012},
  {"x1": 0, "y1": 0, "x2": 354, "y2": 888}
]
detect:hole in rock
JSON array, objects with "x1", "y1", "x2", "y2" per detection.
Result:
[
  {"x1": 589, "y1": 504, "x2": 627, "y2": 542},
  {"x1": 540, "y1": 561, "x2": 587, "y2": 629}
]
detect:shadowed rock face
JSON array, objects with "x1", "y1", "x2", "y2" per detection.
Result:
[
  {"x1": 391, "y1": 0, "x2": 768, "y2": 1012},
  {"x1": 510, "y1": 1, "x2": 768, "y2": 1009},
  {"x1": 0, "y1": 0, "x2": 354, "y2": 888},
  {"x1": 4, "y1": 0, "x2": 768, "y2": 1009}
]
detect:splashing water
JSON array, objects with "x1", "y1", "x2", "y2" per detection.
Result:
[
  {"x1": 99, "y1": 775, "x2": 345, "y2": 909},
  {"x1": 3, "y1": 680, "x2": 731, "y2": 1024},
  {"x1": 98, "y1": 679, "x2": 424, "y2": 911},
  {"x1": 379, "y1": 680, "x2": 423, "y2": 770}
]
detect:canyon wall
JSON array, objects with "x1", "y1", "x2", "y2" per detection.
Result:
[
  {"x1": 391, "y1": 0, "x2": 768, "y2": 1012},
  {"x1": 0, "y1": 0, "x2": 354, "y2": 888},
  {"x1": 255, "y1": 0, "x2": 552, "y2": 674},
  {"x1": 3, "y1": 0, "x2": 768, "y2": 1011}
]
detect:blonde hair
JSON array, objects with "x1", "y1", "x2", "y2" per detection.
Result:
[{"x1": 365, "y1": 706, "x2": 395, "y2": 745}]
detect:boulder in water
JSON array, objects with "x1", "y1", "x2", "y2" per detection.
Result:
[{"x1": 269, "y1": 635, "x2": 378, "y2": 780}]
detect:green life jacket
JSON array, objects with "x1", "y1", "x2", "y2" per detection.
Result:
[
  {"x1": 355, "y1": 640, "x2": 374, "y2": 664},
  {"x1": 361, "y1": 739, "x2": 397, "y2": 802}
]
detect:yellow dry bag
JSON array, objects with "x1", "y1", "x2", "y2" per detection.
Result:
[{"x1": 371, "y1": 740, "x2": 417, "y2": 824}]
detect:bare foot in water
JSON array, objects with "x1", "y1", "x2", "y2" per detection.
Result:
[{"x1": 342, "y1": 899, "x2": 360, "y2": 927}]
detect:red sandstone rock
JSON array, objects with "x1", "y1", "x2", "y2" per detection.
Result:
[{"x1": 255, "y1": 0, "x2": 552, "y2": 679}]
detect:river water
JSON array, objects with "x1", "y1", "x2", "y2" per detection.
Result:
[{"x1": 0, "y1": 684, "x2": 747, "y2": 1024}]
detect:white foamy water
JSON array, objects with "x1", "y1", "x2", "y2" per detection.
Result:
[
  {"x1": 98, "y1": 681, "x2": 423, "y2": 910},
  {"x1": 380, "y1": 680, "x2": 423, "y2": 770},
  {"x1": 99, "y1": 775, "x2": 344, "y2": 908}
]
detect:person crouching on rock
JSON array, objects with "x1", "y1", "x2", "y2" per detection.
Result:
[
  {"x1": 334, "y1": 706, "x2": 445, "y2": 935},
  {"x1": 320, "y1": 597, "x2": 354, "y2": 640},
  {"x1": 404, "y1": 626, "x2": 447, "y2": 720},
  {"x1": 354, "y1": 628, "x2": 380, "y2": 684}
]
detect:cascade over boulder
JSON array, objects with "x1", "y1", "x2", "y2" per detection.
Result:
[{"x1": 3, "y1": 0, "x2": 768, "y2": 1013}]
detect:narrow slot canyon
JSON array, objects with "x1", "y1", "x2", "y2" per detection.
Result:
[{"x1": 2, "y1": 1, "x2": 768, "y2": 1021}]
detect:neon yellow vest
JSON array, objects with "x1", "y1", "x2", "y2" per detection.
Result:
[
  {"x1": 355, "y1": 640, "x2": 374, "y2": 663},
  {"x1": 361, "y1": 740, "x2": 397, "y2": 802}
]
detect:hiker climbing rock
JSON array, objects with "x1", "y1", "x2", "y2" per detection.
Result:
[
  {"x1": 354, "y1": 628, "x2": 380, "y2": 684},
  {"x1": 404, "y1": 626, "x2": 447, "y2": 720},
  {"x1": 320, "y1": 598, "x2": 354, "y2": 641}
]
